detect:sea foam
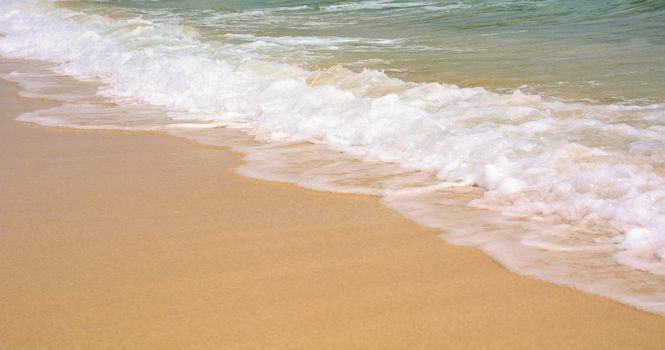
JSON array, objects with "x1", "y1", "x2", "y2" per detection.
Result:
[{"x1": 1, "y1": 0, "x2": 665, "y2": 313}]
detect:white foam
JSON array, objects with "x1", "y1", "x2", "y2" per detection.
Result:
[
  {"x1": 2, "y1": 0, "x2": 665, "y2": 314},
  {"x1": 224, "y1": 33, "x2": 397, "y2": 48},
  {"x1": 321, "y1": 1, "x2": 430, "y2": 12}
]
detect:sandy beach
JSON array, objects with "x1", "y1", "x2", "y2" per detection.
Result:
[{"x1": 1, "y1": 77, "x2": 664, "y2": 349}]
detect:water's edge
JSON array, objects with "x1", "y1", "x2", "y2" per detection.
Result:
[
  {"x1": 2, "y1": 0, "x2": 664, "y2": 315},
  {"x1": 1, "y1": 57, "x2": 663, "y2": 316}
]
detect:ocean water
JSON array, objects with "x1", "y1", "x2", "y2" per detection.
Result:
[{"x1": 1, "y1": 0, "x2": 665, "y2": 313}]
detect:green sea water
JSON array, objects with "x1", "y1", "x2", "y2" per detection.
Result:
[{"x1": 68, "y1": 0, "x2": 665, "y2": 103}]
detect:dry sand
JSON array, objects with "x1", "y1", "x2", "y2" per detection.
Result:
[{"x1": 1, "y1": 78, "x2": 664, "y2": 349}]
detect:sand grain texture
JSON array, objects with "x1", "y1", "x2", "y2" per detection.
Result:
[{"x1": 1, "y1": 79, "x2": 664, "y2": 349}]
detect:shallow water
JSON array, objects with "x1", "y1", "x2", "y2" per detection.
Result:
[
  {"x1": 1, "y1": 0, "x2": 665, "y2": 314},
  {"x1": 65, "y1": 0, "x2": 665, "y2": 103}
]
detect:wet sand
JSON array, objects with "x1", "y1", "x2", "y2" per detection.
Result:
[{"x1": 1, "y1": 78, "x2": 664, "y2": 349}]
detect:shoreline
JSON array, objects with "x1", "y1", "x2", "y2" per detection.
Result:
[{"x1": 1, "y1": 76, "x2": 665, "y2": 349}]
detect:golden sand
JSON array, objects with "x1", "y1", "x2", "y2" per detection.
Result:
[{"x1": 1, "y1": 79, "x2": 664, "y2": 349}]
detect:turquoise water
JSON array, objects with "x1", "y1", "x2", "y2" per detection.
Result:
[{"x1": 73, "y1": 0, "x2": 665, "y2": 103}]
